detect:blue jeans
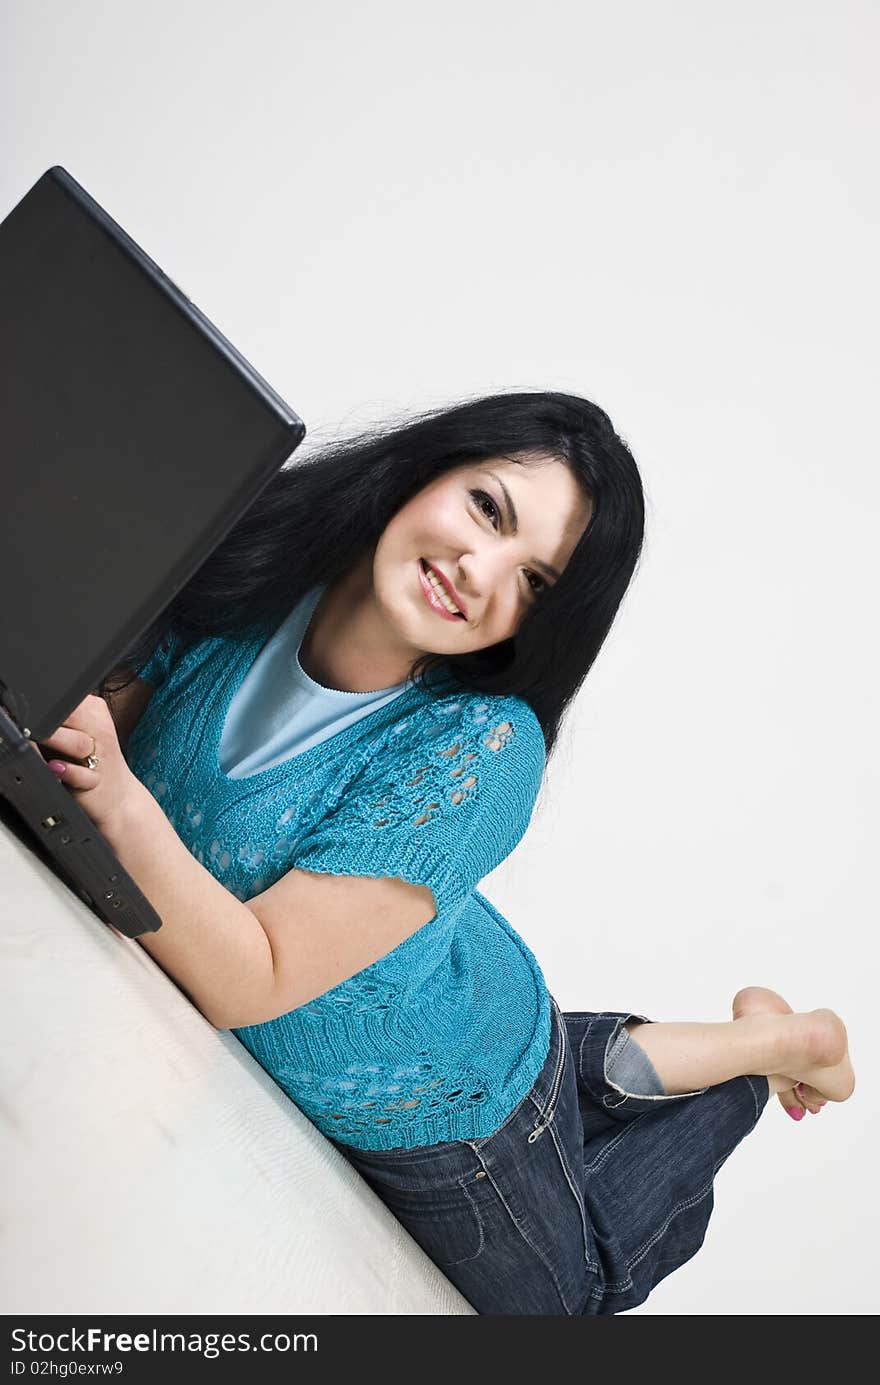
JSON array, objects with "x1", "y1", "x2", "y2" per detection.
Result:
[{"x1": 329, "y1": 995, "x2": 770, "y2": 1314}]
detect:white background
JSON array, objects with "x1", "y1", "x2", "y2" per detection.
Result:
[{"x1": 3, "y1": 0, "x2": 876, "y2": 1314}]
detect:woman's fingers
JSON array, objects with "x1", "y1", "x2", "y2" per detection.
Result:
[
  {"x1": 37, "y1": 726, "x2": 95, "y2": 763},
  {"x1": 43, "y1": 758, "x2": 98, "y2": 790},
  {"x1": 29, "y1": 697, "x2": 133, "y2": 839},
  {"x1": 31, "y1": 727, "x2": 99, "y2": 790}
]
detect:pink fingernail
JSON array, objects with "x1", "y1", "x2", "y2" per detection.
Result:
[
  {"x1": 47, "y1": 760, "x2": 67, "y2": 775},
  {"x1": 786, "y1": 1107, "x2": 804, "y2": 1121}
]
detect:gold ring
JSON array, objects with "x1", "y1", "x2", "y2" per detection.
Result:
[{"x1": 83, "y1": 736, "x2": 100, "y2": 771}]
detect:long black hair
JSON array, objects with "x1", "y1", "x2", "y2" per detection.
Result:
[{"x1": 102, "y1": 391, "x2": 645, "y2": 759}]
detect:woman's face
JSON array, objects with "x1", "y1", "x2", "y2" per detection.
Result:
[{"x1": 371, "y1": 456, "x2": 593, "y2": 658}]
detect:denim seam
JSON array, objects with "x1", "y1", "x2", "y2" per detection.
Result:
[
  {"x1": 588, "y1": 1084, "x2": 769, "y2": 1298},
  {"x1": 591, "y1": 1195, "x2": 713, "y2": 1297},
  {"x1": 743, "y1": 1073, "x2": 767, "y2": 1121},
  {"x1": 583, "y1": 1121, "x2": 637, "y2": 1175},
  {"x1": 624, "y1": 1178, "x2": 715, "y2": 1280},
  {"x1": 436, "y1": 1174, "x2": 487, "y2": 1267},
  {"x1": 475, "y1": 1155, "x2": 581, "y2": 1315},
  {"x1": 526, "y1": 996, "x2": 567, "y2": 1137},
  {"x1": 624, "y1": 1122, "x2": 757, "y2": 1283},
  {"x1": 545, "y1": 1118, "x2": 602, "y2": 1279},
  {"x1": 587, "y1": 1158, "x2": 717, "y2": 1296}
]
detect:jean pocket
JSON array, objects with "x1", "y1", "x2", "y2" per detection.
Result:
[{"x1": 358, "y1": 1167, "x2": 488, "y2": 1268}]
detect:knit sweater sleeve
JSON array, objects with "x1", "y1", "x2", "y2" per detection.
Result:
[
  {"x1": 292, "y1": 691, "x2": 546, "y2": 915},
  {"x1": 136, "y1": 628, "x2": 187, "y2": 689}
]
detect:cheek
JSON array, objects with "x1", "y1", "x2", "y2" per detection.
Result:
[
  {"x1": 493, "y1": 609, "x2": 521, "y2": 642},
  {"x1": 476, "y1": 594, "x2": 523, "y2": 646},
  {"x1": 385, "y1": 493, "x2": 461, "y2": 555},
  {"x1": 374, "y1": 510, "x2": 414, "y2": 568}
]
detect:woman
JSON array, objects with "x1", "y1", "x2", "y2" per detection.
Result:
[{"x1": 33, "y1": 391, "x2": 854, "y2": 1315}]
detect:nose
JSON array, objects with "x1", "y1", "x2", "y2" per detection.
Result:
[{"x1": 456, "y1": 544, "x2": 508, "y2": 602}]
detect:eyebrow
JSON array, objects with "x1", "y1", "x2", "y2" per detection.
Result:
[{"x1": 477, "y1": 469, "x2": 561, "y2": 582}]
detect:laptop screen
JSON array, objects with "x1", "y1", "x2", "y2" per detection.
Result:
[{"x1": 0, "y1": 167, "x2": 304, "y2": 740}]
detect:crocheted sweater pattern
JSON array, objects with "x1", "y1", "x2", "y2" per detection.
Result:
[{"x1": 126, "y1": 627, "x2": 551, "y2": 1151}]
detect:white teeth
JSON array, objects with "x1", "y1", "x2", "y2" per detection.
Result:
[{"x1": 423, "y1": 563, "x2": 462, "y2": 615}]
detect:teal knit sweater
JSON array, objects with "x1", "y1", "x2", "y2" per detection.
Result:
[{"x1": 126, "y1": 624, "x2": 552, "y2": 1152}]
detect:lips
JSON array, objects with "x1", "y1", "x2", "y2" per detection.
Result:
[{"x1": 419, "y1": 559, "x2": 467, "y2": 620}]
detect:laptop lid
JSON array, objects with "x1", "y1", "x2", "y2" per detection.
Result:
[{"x1": 0, "y1": 165, "x2": 305, "y2": 741}]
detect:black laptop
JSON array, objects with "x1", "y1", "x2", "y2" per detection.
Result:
[{"x1": 0, "y1": 166, "x2": 305, "y2": 936}]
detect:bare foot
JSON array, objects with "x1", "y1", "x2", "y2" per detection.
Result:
[
  {"x1": 732, "y1": 986, "x2": 855, "y2": 1119},
  {"x1": 789, "y1": 1010, "x2": 856, "y2": 1102}
]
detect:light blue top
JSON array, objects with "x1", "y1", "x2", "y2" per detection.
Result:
[
  {"x1": 219, "y1": 586, "x2": 409, "y2": 778},
  {"x1": 129, "y1": 597, "x2": 551, "y2": 1153}
]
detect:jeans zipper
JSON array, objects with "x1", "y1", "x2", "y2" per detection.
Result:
[{"x1": 527, "y1": 1005, "x2": 565, "y2": 1144}]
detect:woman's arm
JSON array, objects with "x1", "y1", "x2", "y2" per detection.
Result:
[
  {"x1": 39, "y1": 693, "x2": 435, "y2": 1028},
  {"x1": 108, "y1": 787, "x2": 436, "y2": 1029},
  {"x1": 39, "y1": 689, "x2": 537, "y2": 1032}
]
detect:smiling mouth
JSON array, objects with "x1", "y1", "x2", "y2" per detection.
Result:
[{"x1": 419, "y1": 559, "x2": 466, "y2": 619}]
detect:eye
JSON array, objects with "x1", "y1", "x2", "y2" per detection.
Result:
[
  {"x1": 471, "y1": 488, "x2": 546, "y2": 599},
  {"x1": 524, "y1": 571, "x2": 546, "y2": 597},
  {"x1": 470, "y1": 489, "x2": 500, "y2": 527}
]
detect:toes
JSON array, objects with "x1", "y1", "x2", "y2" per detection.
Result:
[
  {"x1": 778, "y1": 1086, "x2": 807, "y2": 1121},
  {"x1": 774, "y1": 1079, "x2": 828, "y2": 1119},
  {"x1": 794, "y1": 1082, "x2": 827, "y2": 1115}
]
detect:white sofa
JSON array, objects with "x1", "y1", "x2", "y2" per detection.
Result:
[{"x1": 0, "y1": 817, "x2": 474, "y2": 1315}]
